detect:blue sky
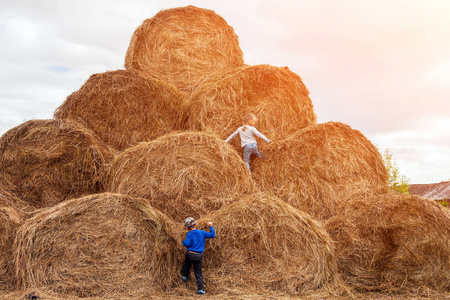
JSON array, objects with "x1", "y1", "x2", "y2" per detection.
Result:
[{"x1": 1, "y1": 0, "x2": 449, "y2": 184}]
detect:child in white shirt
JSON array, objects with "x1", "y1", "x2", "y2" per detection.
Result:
[{"x1": 225, "y1": 113, "x2": 271, "y2": 174}]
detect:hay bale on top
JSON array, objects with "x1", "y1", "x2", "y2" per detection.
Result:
[
  {"x1": 108, "y1": 131, "x2": 257, "y2": 222},
  {"x1": 0, "y1": 206, "x2": 24, "y2": 290},
  {"x1": 13, "y1": 193, "x2": 182, "y2": 298},
  {"x1": 125, "y1": 6, "x2": 244, "y2": 93},
  {"x1": 198, "y1": 192, "x2": 337, "y2": 294},
  {"x1": 181, "y1": 64, "x2": 316, "y2": 148},
  {"x1": 252, "y1": 122, "x2": 389, "y2": 221},
  {"x1": 0, "y1": 119, "x2": 114, "y2": 209},
  {"x1": 54, "y1": 69, "x2": 184, "y2": 151},
  {"x1": 325, "y1": 193, "x2": 450, "y2": 292}
]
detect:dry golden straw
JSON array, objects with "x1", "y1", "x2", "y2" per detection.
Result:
[
  {"x1": 0, "y1": 119, "x2": 113, "y2": 209},
  {"x1": 252, "y1": 121, "x2": 389, "y2": 220},
  {"x1": 197, "y1": 192, "x2": 338, "y2": 295},
  {"x1": 108, "y1": 131, "x2": 257, "y2": 222},
  {"x1": 54, "y1": 69, "x2": 184, "y2": 151},
  {"x1": 0, "y1": 206, "x2": 24, "y2": 290},
  {"x1": 325, "y1": 193, "x2": 450, "y2": 292},
  {"x1": 125, "y1": 5, "x2": 244, "y2": 93},
  {"x1": 180, "y1": 64, "x2": 316, "y2": 151},
  {"x1": 13, "y1": 193, "x2": 183, "y2": 298}
]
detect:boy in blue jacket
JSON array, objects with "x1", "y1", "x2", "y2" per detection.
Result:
[{"x1": 181, "y1": 217, "x2": 215, "y2": 296}]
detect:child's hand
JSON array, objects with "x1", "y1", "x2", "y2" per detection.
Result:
[{"x1": 207, "y1": 222, "x2": 213, "y2": 227}]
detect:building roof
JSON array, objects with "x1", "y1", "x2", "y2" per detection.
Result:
[{"x1": 409, "y1": 181, "x2": 450, "y2": 200}]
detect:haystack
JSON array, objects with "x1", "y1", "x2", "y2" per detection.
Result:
[
  {"x1": 108, "y1": 131, "x2": 257, "y2": 222},
  {"x1": 325, "y1": 193, "x2": 450, "y2": 292},
  {"x1": 0, "y1": 206, "x2": 24, "y2": 290},
  {"x1": 181, "y1": 64, "x2": 316, "y2": 151},
  {"x1": 0, "y1": 119, "x2": 113, "y2": 209},
  {"x1": 54, "y1": 69, "x2": 184, "y2": 151},
  {"x1": 252, "y1": 122, "x2": 389, "y2": 220},
  {"x1": 125, "y1": 5, "x2": 244, "y2": 93},
  {"x1": 13, "y1": 193, "x2": 183, "y2": 298},
  {"x1": 197, "y1": 193, "x2": 337, "y2": 295}
]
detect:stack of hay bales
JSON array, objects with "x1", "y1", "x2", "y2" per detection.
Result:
[{"x1": 1, "y1": 5, "x2": 449, "y2": 299}]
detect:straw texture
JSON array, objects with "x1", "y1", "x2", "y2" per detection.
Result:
[
  {"x1": 54, "y1": 69, "x2": 184, "y2": 151},
  {"x1": 0, "y1": 206, "x2": 24, "y2": 290},
  {"x1": 125, "y1": 6, "x2": 244, "y2": 93},
  {"x1": 198, "y1": 193, "x2": 338, "y2": 295},
  {"x1": 181, "y1": 64, "x2": 316, "y2": 150},
  {"x1": 0, "y1": 119, "x2": 113, "y2": 209},
  {"x1": 13, "y1": 193, "x2": 183, "y2": 298},
  {"x1": 252, "y1": 122, "x2": 389, "y2": 220},
  {"x1": 108, "y1": 131, "x2": 257, "y2": 222},
  {"x1": 326, "y1": 193, "x2": 450, "y2": 292}
]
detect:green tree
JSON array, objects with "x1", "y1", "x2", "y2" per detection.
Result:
[{"x1": 381, "y1": 148, "x2": 410, "y2": 194}]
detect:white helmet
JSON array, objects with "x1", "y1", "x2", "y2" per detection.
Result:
[{"x1": 184, "y1": 217, "x2": 196, "y2": 228}]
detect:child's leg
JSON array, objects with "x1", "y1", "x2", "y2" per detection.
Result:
[
  {"x1": 181, "y1": 252, "x2": 193, "y2": 279},
  {"x1": 243, "y1": 144, "x2": 258, "y2": 173},
  {"x1": 192, "y1": 254, "x2": 204, "y2": 291}
]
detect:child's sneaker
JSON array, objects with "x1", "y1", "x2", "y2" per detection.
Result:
[
  {"x1": 259, "y1": 151, "x2": 266, "y2": 160},
  {"x1": 198, "y1": 289, "x2": 206, "y2": 295},
  {"x1": 181, "y1": 275, "x2": 188, "y2": 282}
]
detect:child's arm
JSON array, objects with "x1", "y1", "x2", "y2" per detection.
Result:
[
  {"x1": 225, "y1": 128, "x2": 240, "y2": 143},
  {"x1": 182, "y1": 233, "x2": 191, "y2": 247},
  {"x1": 252, "y1": 127, "x2": 271, "y2": 143},
  {"x1": 205, "y1": 222, "x2": 215, "y2": 239}
]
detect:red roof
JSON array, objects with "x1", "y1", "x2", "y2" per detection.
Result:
[{"x1": 409, "y1": 181, "x2": 450, "y2": 200}]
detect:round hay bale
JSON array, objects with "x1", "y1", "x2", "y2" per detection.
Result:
[
  {"x1": 198, "y1": 192, "x2": 337, "y2": 294},
  {"x1": 13, "y1": 193, "x2": 182, "y2": 298},
  {"x1": 108, "y1": 131, "x2": 257, "y2": 222},
  {"x1": 125, "y1": 5, "x2": 244, "y2": 93},
  {"x1": 252, "y1": 122, "x2": 389, "y2": 221},
  {"x1": 181, "y1": 64, "x2": 316, "y2": 149},
  {"x1": 54, "y1": 69, "x2": 184, "y2": 151},
  {"x1": 0, "y1": 206, "x2": 24, "y2": 290},
  {"x1": 325, "y1": 193, "x2": 450, "y2": 292},
  {"x1": 0, "y1": 119, "x2": 114, "y2": 209}
]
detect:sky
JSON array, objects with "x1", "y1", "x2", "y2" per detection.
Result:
[{"x1": 1, "y1": 0, "x2": 449, "y2": 184}]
